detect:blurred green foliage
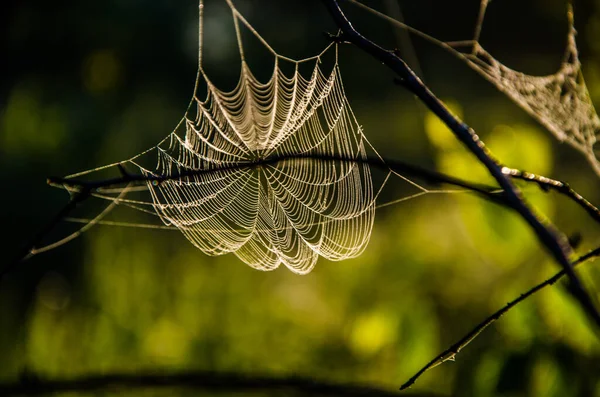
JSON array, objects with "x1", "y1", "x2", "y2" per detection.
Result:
[{"x1": 1, "y1": 1, "x2": 600, "y2": 396}]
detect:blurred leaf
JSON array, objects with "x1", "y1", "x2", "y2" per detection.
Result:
[{"x1": 1, "y1": 84, "x2": 66, "y2": 156}]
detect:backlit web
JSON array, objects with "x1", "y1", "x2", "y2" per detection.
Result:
[
  {"x1": 143, "y1": 1, "x2": 377, "y2": 274},
  {"x1": 47, "y1": 0, "x2": 462, "y2": 273},
  {"x1": 348, "y1": 0, "x2": 600, "y2": 178},
  {"x1": 457, "y1": 1, "x2": 600, "y2": 177}
]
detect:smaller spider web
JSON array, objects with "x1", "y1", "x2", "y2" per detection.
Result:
[
  {"x1": 47, "y1": 0, "x2": 470, "y2": 274},
  {"x1": 347, "y1": 0, "x2": 600, "y2": 178},
  {"x1": 449, "y1": 3, "x2": 600, "y2": 177}
]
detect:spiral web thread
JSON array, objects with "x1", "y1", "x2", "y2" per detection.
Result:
[{"x1": 51, "y1": 0, "x2": 464, "y2": 274}]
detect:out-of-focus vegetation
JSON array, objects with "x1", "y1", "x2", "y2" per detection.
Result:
[{"x1": 1, "y1": 0, "x2": 600, "y2": 396}]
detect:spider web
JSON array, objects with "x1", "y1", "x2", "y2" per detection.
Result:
[
  {"x1": 48, "y1": 0, "x2": 466, "y2": 274},
  {"x1": 453, "y1": 1, "x2": 600, "y2": 177},
  {"x1": 348, "y1": 0, "x2": 600, "y2": 178}
]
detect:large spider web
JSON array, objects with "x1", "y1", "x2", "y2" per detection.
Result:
[
  {"x1": 142, "y1": 5, "x2": 375, "y2": 274},
  {"x1": 47, "y1": 0, "x2": 463, "y2": 274}
]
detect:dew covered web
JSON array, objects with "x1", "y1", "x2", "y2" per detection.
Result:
[
  {"x1": 457, "y1": 1, "x2": 600, "y2": 177},
  {"x1": 349, "y1": 0, "x2": 600, "y2": 178},
  {"x1": 50, "y1": 0, "x2": 464, "y2": 274}
]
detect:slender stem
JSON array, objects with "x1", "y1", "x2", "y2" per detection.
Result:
[
  {"x1": 1, "y1": 190, "x2": 89, "y2": 281},
  {"x1": 400, "y1": 246, "x2": 600, "y2": 390},
  {"x1": 321, "y1": 0, "x2": 600, "y2": 328},
  {"x1": 503, "y1": 167, "x2": 600, "y2": 224}
]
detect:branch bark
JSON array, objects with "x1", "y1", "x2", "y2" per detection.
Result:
[{"x1": 321, "y1": 0, "x2": 600, "y2": 331}]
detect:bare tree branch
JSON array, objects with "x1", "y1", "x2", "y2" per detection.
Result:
[
  {"x1": 321, "y1": 0, "x2": 600, "y2": 328},
  {"x1": 400, "y1": 245, "x2": 600, "y2": 390}
]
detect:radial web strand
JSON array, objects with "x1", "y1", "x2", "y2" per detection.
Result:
[{"x1": 49, "y1": 0, "x2": 469, "y2": 274}]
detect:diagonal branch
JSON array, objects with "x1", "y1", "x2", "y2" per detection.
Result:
[
  {"x1": 321, "y1": 0, "x2": 600, "y2": 329},
  {"x1": 400, "y1": 245, "x2": 600, "y2": 390}
]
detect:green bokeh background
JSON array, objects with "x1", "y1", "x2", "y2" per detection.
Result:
[{"x1": 1, "y1": 0, "x2": 600, "y2": 396}]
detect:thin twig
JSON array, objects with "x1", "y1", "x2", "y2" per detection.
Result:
[
  {"x1": 400, "y1": 245, "x2": 600, "y2": 390},
  {"x1": 321, "y1": 0, "x2": 600, "y2": 328},
  {"x1": 502, "y1": 167, "x2": 600, "y2": 224},
  {"x1": 0, "y1": 371, "x2": 441, "y2": 397},
  {"x1": 1, "y1": 190, "x2": 90, "y2": 281}
]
